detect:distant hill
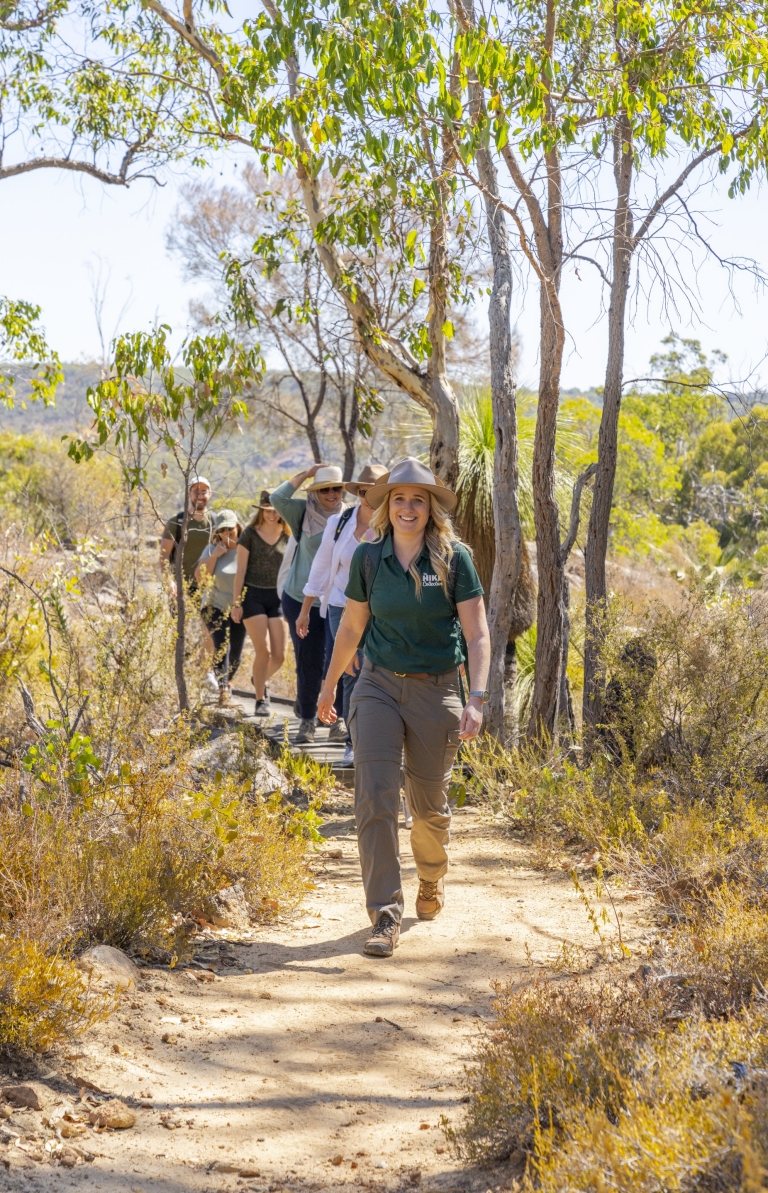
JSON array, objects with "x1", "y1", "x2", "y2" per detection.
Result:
[{"x1": 1, "y1": 362, "x2": 102, "y2": 434}]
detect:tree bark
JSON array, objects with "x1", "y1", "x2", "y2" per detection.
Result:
[
  {"x1": 339, "y1": 378, "x2": 358, "y2": 480},
  {"x1": 468, "y1": 76, "x2": 522, "y2": 739},
  {"x1": 173, "y1": 488, "x2": 191, "y2": 713},
  {"x1": 583, "y1": 113, "x2": 634, "y2": 748},
  {"x1": 526, "y1": 278, "x2": 566, "y2": 741}
]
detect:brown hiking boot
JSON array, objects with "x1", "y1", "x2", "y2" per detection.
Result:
[
  {"x1": 416, "y1": 876, "x2": 445, "y2": 921},
  {"x1": 363, "y1": 913, "x2": 400, "y2": 958}
]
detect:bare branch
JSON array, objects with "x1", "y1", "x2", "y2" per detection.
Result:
[{"x1": 561, "y1": 462, "x2": 597, "y2": 565}]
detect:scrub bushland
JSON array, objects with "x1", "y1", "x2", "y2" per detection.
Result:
[
  {"x1": 454, "y1": 590, "x2": 768, "y2": 1188},
  {"x1": 0, "y1": 524, "x2": 316, "y2": 1057}
]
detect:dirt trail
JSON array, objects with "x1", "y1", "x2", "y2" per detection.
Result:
[{"x1": 0, "y1": 805, "x2": 651, "y2": 1193}]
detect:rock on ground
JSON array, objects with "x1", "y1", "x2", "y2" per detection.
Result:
[
  {"x1": 0, "y1": 1082, "x2": 49, "y2": 1110},
  {"x1": 198, "y1": 882, "x2": 251, "y2": 929},
  {"x1": 188, "y1": 735, "x2": 286, "y2": 796},
  {"x1": 87, "y1": 1099, "x2": 136, "y2": 1129},
  {"x1": 76, "y1": 945, "x2": 140, "y2": 990}
]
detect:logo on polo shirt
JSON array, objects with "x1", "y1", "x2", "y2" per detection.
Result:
[{"x1": 422, "y1": 572, "x2": 441, "y2": 587}]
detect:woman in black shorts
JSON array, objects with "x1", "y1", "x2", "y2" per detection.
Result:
[{"x1": 231, "y1": 491, "x2": 289, "y2": 716}]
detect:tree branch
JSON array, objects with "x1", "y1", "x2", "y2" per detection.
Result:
[
  {"x1": 145, "y1": 0, "x2": 226, "y2": 84},
  {"x1": 561, "y1": 462, "x2": 597, "y2": 565}
]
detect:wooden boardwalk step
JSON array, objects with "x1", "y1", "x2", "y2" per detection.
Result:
[{"x1": 228, "y1": 689, "x2": 353, "y2": 782}]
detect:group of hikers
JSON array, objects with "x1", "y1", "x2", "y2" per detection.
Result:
[{"x1": 160, "y1": 457, "x2": 491, "y2": 958}]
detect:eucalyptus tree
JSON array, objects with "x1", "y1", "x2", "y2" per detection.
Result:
[
  {"x1": 1, "y1": 0, "x2": 222, "y2": 407},
  {"x1": 450, "y1": 0, "x2": 768, "y2": 744},
  {"x1": 0, "y1": 299, "x2": 61, "y2": 405},
  {"x1": 579, "y1": 0, "x2": 768, "y2": 745},
  {"x1": 67, "y1": 328, "x2": 263, "y2": 712},
  {"x1": 452, "y1": 0, "x2": 601, "y2": 742},
  {"x1": 0, "y1": 0, "x2": 215, "y2": 186},
  {"x1": 112, "y1": 0, "x2": 476, "y2": 485},
  {"x1": 169, "y1": 167, "x2": 444, "y2": 477}
]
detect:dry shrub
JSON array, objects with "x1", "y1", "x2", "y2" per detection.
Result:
[
  {"x1": 456, "y1": 590, "x2": 768, "y2": 1184},
  {"x1": 0, "y1": 937, "x2": 111, "y2": 1055},
  {"x1": 0, "y1": 723, "x2": 309, "y2": 959},
  {"x1": 452, "y1": 974, "x2": 663, "y2": 1163},
  {"x1": 455, "y1": 975, "x2": 768, "y2": 1188},
  {"x1": 527, "y1": 1013, "x2": 768, "y2": 1192}
]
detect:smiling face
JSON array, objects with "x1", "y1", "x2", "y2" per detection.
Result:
[
  {"x1": 261, "y1": 506, "x2": 280, "y2": 524},
  {"x1": 189, "y1": 483, "x2": 211, "y2": 512},
  {"x1": 388, "y1": 485, "x2": 431, "y2": 538},
  {"x1": 315, "y1": 484, "x2": 344, "y2": 511}
]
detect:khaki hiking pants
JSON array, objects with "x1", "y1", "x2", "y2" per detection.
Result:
[{"x1": 349, "y1": 661, "x2": 463, "y2": 925}]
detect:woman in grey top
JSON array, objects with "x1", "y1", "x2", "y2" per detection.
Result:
[
  {"x1": 195, "y1": 509, "x2": 245, "y2": 706},
  {"x1": 270, "y1": 463, "x2": 344, "y2": 744}
]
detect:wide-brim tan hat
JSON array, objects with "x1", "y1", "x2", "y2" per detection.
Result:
[
  {"x1": 365, "y1": 457, "x2": 457, "y2": 512},
  {"x1": 345, "y1": 463, "x2": 389, "y2": 496},
  {"x1": 253, "y1": 488, "x2": 273, "y2": 509},
  {"x1": 305, "y1": 465, "x2": 344, "y2": 492}
]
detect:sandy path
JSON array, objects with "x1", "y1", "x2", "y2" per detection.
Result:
[{"x1": 0, "y1": 805, "x2": 651, "y2": 1193}]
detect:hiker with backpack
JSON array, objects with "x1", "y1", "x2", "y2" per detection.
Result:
[
  {"x1": 270, "y1": 464, "x2": 345, "y2": 744},
  {"x1": 160, "y1": 475, "x2": 218, "y2": 690},
  {"x1": 317, "y1": 458, "x2": 491, "y2": 958},
  {"x1": 296, "y1": 464, "x2": 388, "y2": 767}
]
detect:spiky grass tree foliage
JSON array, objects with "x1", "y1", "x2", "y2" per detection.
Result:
[{"x1": 455, "y1": 391, "x2": 563, "y2": 640}]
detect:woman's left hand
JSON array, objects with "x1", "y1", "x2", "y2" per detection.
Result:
[{"x1": 458, "y1": 697, "x2": 484, "y2": 741}]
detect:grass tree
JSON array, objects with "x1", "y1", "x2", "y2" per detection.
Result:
[{"x1": 67, "y1": 326, "x2": 262, "y2": 712}]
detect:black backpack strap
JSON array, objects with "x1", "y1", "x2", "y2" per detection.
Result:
[
  {"x1": 362, "y1": 540, "x2": 385, "y2": 603},
  {"x1": 296, "y1": 507, "x2": 305, "y2": 538},
  {"x1": 334, "y1": 505, "x2": 356, "y2": 542},
  {"x1": 447, "y1": 549, "x2": 460, "y2": 610},
  {"x1": 170, "y1": 511, "x2": 185, "y2": 544}
]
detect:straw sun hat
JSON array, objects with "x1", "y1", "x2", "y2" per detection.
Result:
[
  {"x1": 364, "y1": 457, "x2": 457, "y2": 512},
  {"x1": 304, "y1": 466, "x2": 344, "y2": 492}
]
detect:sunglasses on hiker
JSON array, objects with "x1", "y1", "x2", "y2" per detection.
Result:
[{"x1": 318, "y1": 485, "x2": 344, "y2": 493}]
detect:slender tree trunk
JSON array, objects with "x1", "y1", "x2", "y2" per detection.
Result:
[
  {"x1": 503, "y1": 641, "x2": 518, "y2": 744},
  {"x1": 583, "y1": 114, "x2": 634, "y2": 749},
  {"x1": 339, "y1": 380, "x2": 358, "y2": 480},
  {"x1": 305, "y1": 415, "x2": 322, "y2": 464},
  {"x1": 470, "y1": 84, "x2": 522, "y2": 738},
  {"x1": 526, "y1": 282, "x2": 566, "y2": 741},
  {"x1": 174, "y1": 487, "x2": 190, "y2": 713}
]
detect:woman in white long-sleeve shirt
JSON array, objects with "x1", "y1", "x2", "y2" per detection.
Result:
[{"x1": 296, "y1": 464, "x2": 387, "y2": 765}]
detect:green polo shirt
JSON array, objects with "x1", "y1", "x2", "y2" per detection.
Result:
[{"x1": 345, "y1": 534, "x2": 483, "y2": 675}]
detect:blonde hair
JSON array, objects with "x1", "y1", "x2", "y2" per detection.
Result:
[{"x1": 370, "y1": 492, "x2": 460, "y2": 597}]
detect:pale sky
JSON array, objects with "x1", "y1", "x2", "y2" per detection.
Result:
[{"x1": 2, "y1": 154, "x2": 767, "y2": 395}]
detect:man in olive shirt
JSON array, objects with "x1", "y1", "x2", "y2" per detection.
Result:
[{"x1": 160, "y1": 477, "x2": 214, "y2": 595}]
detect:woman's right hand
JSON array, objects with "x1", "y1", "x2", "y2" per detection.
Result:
[
  {"x1": 317, "y1": 682, "x2": 338, "y2": 725},
  {"x1": 231, "y1": 604, "x2": 243, "y2": 623},
  {"x1": 296, "y1": 610, "x2": 310, "y2": 638}
]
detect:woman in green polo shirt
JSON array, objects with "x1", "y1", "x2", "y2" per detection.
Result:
[{"x1": 317, "y1": 457, "x2": 491, "y2": 959}]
